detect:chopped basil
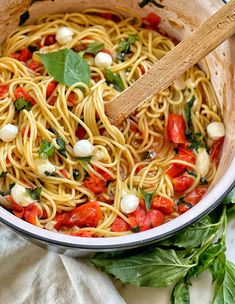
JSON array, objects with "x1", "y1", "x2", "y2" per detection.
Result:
[
  {"x1": 78, "y1": 156, "x2": 92, "y2": 163},
  {"x1": 138, "y1": 0, "x2": 164, "y2": 8},
  {"x1": 56, "y1": 137, "x2": 67, "y2": 158},
  {"x1": 19, "y1": 10, "x2": 30, "y2": 26},
  {"x1": 0, "y1": 172, "x2": 7, "y2": 177},
  {"x1": 39, "y1": 49, "x2": 91, "y2": 86},
  {"x1": 185, "y1": 96, "x2": 195, "y2": 128},
  {"x1": 105, "y1": 69, "x2": 124, "y2": 92},
  {"x1": 131, "y1": 226, "x2": 140, "y2": 233},
  {"x1": 15, "y1": 97, "x2": 32, "y2": 111},
  {"x1": 25, "y1": 187, "x2": 42, "y2": 200},
  {"x1": 73, "y1": 169, "x2": 81, "y2": 180},
  {"x1": 187, "y1": 131, "x2": 207, "y2": 151},
  {"x1": 140, "y1": 189, "x2": 155, "y2": 211},
  {"x1": 86, "y1": 42, "x2": 104, "y2": 55},
  {"x1": 39, "y1": 140, "x2": 55, "y2": 159},
  {"x1": 116, "y1": 34, "x2": 138, "y2": 62},
  {"x1": 44, "y1": 170, "x2": 59, "y2": 177}
]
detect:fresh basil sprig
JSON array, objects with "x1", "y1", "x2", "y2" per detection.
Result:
[
  {"x1": 185, "y1": 96, "x2": 195, "y2": 128},
  {"x1": 86, "y1": 42, "x2": 104, "y2": 55},
  {"x1": 56, "y1": 137, "x2": 67, "y2": 158},
  {"x1": 78, "y1": 156, "x2": 92, "y2": 163},
  {"x1": 116, "y1": 34, "x2": 138, "y2": 61},
  {"x1": 25, "y1": 187, "x2": 42, "y2": 200},
  {"x1": 39, "y1": 49, "x2": 91, "y2": 86},
  {"x1": 15, "y1": 97, "x2": 32, "y2": 111},
  {"x1": 105, "y1": 69, "x2": 124, "y2": 92},
  {"x1": 39, "y1": 140, "x2": 55, "y2": 159},
  {"x1": 140, "y1": 189, "x2": 155, "y2": 211}
]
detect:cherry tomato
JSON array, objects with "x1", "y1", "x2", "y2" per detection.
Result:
[
  {"x1": 130, "y1": 122, "x2": 139, "y2": 133},
  {"x1": 11, "y1": 202, "x2": 24, "y2": 218},
  {"x1": 54, "y1": 201, "x2": 103, "y2": 230},
  {"x1": 93, "y1": 166, "x2": 112, "y2": 181},
  {"x1": 210, "y1": 137, "x2": 224, "y2": 162},
  {"x1": 139, "y1": 65, "x2": 146, "y2": 75},
  {"x1": 44, "y1": 35, "x2": 56, "y2": 46},
  {"x1": 100, "y1": 49, "x2": 112, "y2": 56},
  {"x1": 67, "y1": 92, "x2": 77, "y2": 106},
  {"x1": 111, "y1": 217, "x2": 130, "y2": 232},
  {"x1": 75, "y1": 126, "x2": 87, "y2": 139},
  {"x1": 145, "y1": 12, "x2": 161, "y2": 26},
  {"x1": 172, "y1": 175, "x2": 194, "y2": 193},
  {"x1": 84, "y1": 174, "x2": 107, "y2": 194},
  {"x1": 11, "y1": 48, "x2": 32, "y2": 62},
  {"x1": 24, "y1": 204, "x2": 43, "y2": 225},
  {"x1": 0, "y1": 84, "x2": 9, "y2": 99},
  {"x1": 46, "y1": 81, "x2": 57, "y2": 98},
  {"x1": 152, "y1": 196, "x2": 175, "y2": 214},
  {"x1": 14, "y1": 87, "x2": 36, "y2": 105},
  {"x1": 48, "y1": 96, "x2": 57, "y2": 106},
  {"x1": 184, "y1": 186, "x2": 208, "y2": 206},
  {"x1": 178, "y1": 203, "x2": 191, "y2": 214},
  {"x1": 27, "y1": 60, "x2": 42, "y2": 71},
  {"x1": 167, "y1": 114, "x2": 186, "y2": 144},
  {"x1": 59, "y1": 169, "x2": 70, "y2": 179}
]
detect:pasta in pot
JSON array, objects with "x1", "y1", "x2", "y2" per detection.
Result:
[{"x1": 0, "y1": 9, "x2": 225, "y2": 237}]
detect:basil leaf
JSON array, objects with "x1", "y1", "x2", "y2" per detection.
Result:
[
  {"x1": 86, "y1": 42, "x2": 104, "y2": 55},
  {"x1": 19, "y1": 10, "x2": 30, "y2": 26},
  {"x1": 78, "y1": 156, "x2": 92, "y2": 163},
  {"x1": 15, "y1": 97, "x2": 32, "y2": 111},
  {"x1": 92, "y1": 248, "x2": 195, "y2": 287},
  {"x1": 25, "y1": 187, "x2": 42, "y2": 200},
  {"x1": 39, "y1": 140, "x2": 55, "y2": 159},
  {"x1": 117, "y1": 34, "x2": 138, "y2": 62},
  {"x1": 140, "y1": 189, "x2": 155, "y2": 211},
  {"x1": 185, "y1": 96, "x2": 195, "y2": 127},
  {"x1": 0, "y1": 172, "x2": 7, "y2": 177},
  {"x1": 105, "y1": 68, "x2": 124, "y2": 92},
  {"x1": 213, "y1": 261, "x2": 235, "y2": 304},
  {"x1": 39, "y1": 49, "x2": 91, "y2": 86},
  {"x1": 73, "y1": 169, "x2": 80, "y2": 180},
  {"x1": 139, "y1": 0, "x2": 164, "y2": 8},
  {"x1": 56, "y1": 137, "x2": 67, "y2": 158},
  {"x1": 187, "y1": 131, "x2": 207, "y2": 151},
  {"x1": 171, "y1": 279, "x2": 190, "y2": 304}
]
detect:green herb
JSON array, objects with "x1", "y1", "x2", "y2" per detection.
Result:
[
  {"x1": 185, "y1": 96, "x2": 195, "y2": 128},
  {"x1": 140, "y1": 189, "x2": 155, "y2": 211},
  {"x1": 138, "y1": 0, "x2": 164, "y2": 8},
  {"x1": 39, "y1": 49, "x2": 91, "y2": 86},
  {"x1": 223, "y1": 187, "x2": 235, "y2": 204},
  {"x1": 105, "y1": 69, "x2": 124, "y2": 92},
  {"x1": 73, "y1": 169, "x2": 80, "y2": 180},
  {"x1": 171, "y1": 279, "x2": 190, "y2": 304},
  {"x1": 186, "y1": 131, "x2": 207, "y2": 151},
  {"x1": 116, "y1": 34, "x2": 138, "y2": 61},
  {"x1": 56, "y1": 137, "x2": 67, "y2": 158},
  {"x1": 15, "y1": 97, "x2": 32, "y2": 111},
  {"x1": 78, "y1": 156, "x2": 92, "y2": 163},
  {"x1": 44, "y1": 170, "x2": 59, "y2": 177},
  {"x1": 19, "y1": 10, "x2": 30, "y2": 26},
  {"x1": 0, "y1": 172, "x2": 7, "y2": 177},
  {"x1": 39, "y1": 140, "x2": 55, "y2": 159},
  {"x1": 145, "y1": 150, "x2": 156, "y2": 159},
  {"x1": 86, "y1": 42, "x2": 104, "y2": 55},
  {"x1": 200, "y1": 176, "x2": 208, "y2": 185},
  {"x1": 25, "y1": 187, "x2": 42, "y2": 200},
  {"x1": 131, "y1": 226, "x2": 140, "y2": 233}
]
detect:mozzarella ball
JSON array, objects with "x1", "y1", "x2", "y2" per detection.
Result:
[
  {"x1": 56, "y1": 27, "x2": 73, "y2": 45},
  {"x1": 35, "y1": 159, "x2": 56, "y2": 175},
  {"x1": 0, "y1": 124, "x2": 18, "y2": 142},
  {"x1": 73, "y1": 139, "x2": 94, "y2": 157},
  {"x1": 11, "y1": 184, "x2": 34, "y2": 207},
  {"x1": 207, "y1": 122, "x2": 225, "y2": 141},
  {"x1": 196, "y1": 148, "x2": 210, "y2": 177},
  {"x1": 95, "y1": 52, "x2": 112, "y2": 68},
  {"x1": 120, "y1": 194, "x2": 139, "y2": 214}
]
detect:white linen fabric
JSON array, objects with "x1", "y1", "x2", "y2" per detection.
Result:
[{"x1": 0, "y1": 225, "x2": 126, "y2": 304}]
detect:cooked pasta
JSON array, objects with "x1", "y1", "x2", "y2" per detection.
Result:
[{"x1": 0, "y1": 9, "x2": 225, "y2": 237}]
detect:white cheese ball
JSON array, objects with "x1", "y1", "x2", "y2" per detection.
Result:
[
  {"x1": 95, "y1": 52, "x2": 112, "y2": 68},
  {"x1": 73, "y1": 139, "x2": 94, "y2": 157},
  {"x1": 120, "y1": 194, "x2": 139, "y2": 214},
  {"x1": 196, "y1": 148, "x2": 210, "y2": 177},
  {"x1": 11, "y1": 184, "x2": 34, "y2": 207},
  {"x1": 0, "y1": 124, "x2": 18, "y2": 142},
  {"x1": 35, "y1": 159, "x2": 56, "y2": 175},
  {"x1": 207, "y1": 122, "x2": 225, "y2": 141},
  {"x1": 56, "y1": 27, "x2": 73, "y2": 45}
]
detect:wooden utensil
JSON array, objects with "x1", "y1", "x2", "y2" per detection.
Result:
[{"x1": 105, "y1": 0, "x2": 235, "y2": 125}]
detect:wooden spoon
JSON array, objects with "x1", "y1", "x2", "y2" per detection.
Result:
[{"x1": 105, "y1": 0, "x2": 235, "y2": 125}]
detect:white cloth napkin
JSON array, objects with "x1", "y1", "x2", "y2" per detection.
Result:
[{"x1": 0, "y1": 224, "x2": 126, "y2": 304}]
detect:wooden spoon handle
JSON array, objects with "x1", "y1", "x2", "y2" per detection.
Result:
[{"x1": 105, "y1": 0, "x2": 235, "y2": 125}]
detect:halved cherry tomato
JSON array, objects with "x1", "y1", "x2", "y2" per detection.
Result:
[
  {"x1": 14, "y1": 87, "x2": 36, "y2": 105},
  {"x1": 44, "y1": 35, "x2": 56, "y2": 46},
  {"x1": 59, "y1": 169, "x2": 70, "y2": 179},
  {"x1": 93, "y1": 166, "x2": 112, "y2": 181},
  {"x1": 24, "y1": 203, "x2": 43, "y2": 225},
  {"x1": 84, "y1": 174, "x2": 107, "y2": 194},
  {"x1": 167, "y1": 114, "x2": 186, "y2": 144},
  {"x1": 48, "y1": 96, "x2": 57, "y2": 106},
  {"x1": 184, "y1": 185, "x2": 208, "y2": 206},
  {"x1": 46, "y1": 81, "x2": 58, "y2": 98},
  {"x1": 178, "y1": 203, "x2": 191, "y2": 214},
  {"x1": 76, "y1": 126, "x2": 86, "y2": 139},
  {"x1": 27, "y1": 60, "x2": 42, "y2": 71},
  {"x1": 139, "y1": 65, "x2": 146, "y2": 75},
  {"x1": 145, "y1": 12, "x2": 161, "y2": 26},
  {"x1": 11, "y1": 48, "x2": 32, "y2": 62},
  {"x1": 152, "y1": 196, "x2": 175, "y2": 214},
  {"x1": 54, "y1": 201, "x2": 103, "y2": 230},
  {"x1": 166, "y1": 164, "x2": 185, "y2": 179},
  {"x1": 130, "y1": 122, "x2": 139, "y2": 133},
  {"x1": 11, "y1": 202, "x2": 24, "y2": 218},
  {"x1": 210, "y1": 137, "x2": 224, "y2": 162},
  {"x1": 172, "y1": 175, "x2": 194, "y2": 192},
  {"x1": 0, "y1": 84, "x2": 9, "y2": 99},
  {"x1": 111, "y1": 217, "x2": 130, "y2": 232},
  {"x1": 67, "y1": 92, "x2": 77, "y2": 106}
]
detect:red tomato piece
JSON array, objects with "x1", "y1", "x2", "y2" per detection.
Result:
[
  {"x1": 0, "y1": 84, "x2": 9, "y2": 99},
  {"x1": 100, "y1": 49, "x2": 112, "y2": 56},
  {"x1": 167, "y1": 114, "x2": 186, "y2": 144},
  {"x1": 11, "y1": 48, "x2": 32, "y2": 62},
  {"x1": 210, "y1": 137, "x2": 224, "y2": 161},
  {"x1": 172, "y1": 175, "x2": 194, "y2": 193},
  {"x1": 128, "y1": 205, "x2": 146, "y2": 229},
  {"x1": 46, "y1": 81, "x2": 58, "y2": 98},
  {"x1": 67, "y1": 92, "x2": 77, "y2": 106},
  {"x1": 27, "y1": 60, "x2": 42, "y2": 71},
  {"x1": 21, "y1": 126, "x2": 30, "y2": 138},
  {"x1": 93, "y1": 166, "x2": 112, "y2": 181},
  {"x1": 6, "y1": 156, "x2": 11, "y2": 165},
  {"x1": 166, "y1": 164, "x2": 185, "y2": 179},
  {"x1": 145, "y1": 12, "x2": 161, "y2": 26},
  {"x1": 152, "y1": 196, "x2": 175, "y2": 214},
  {"x1": 48, "y1": 96, "x2": 57, "y2": 106},
  {"x1": 11, "y1": 202, "x2": 24, "y2": 218},
  {"x1": 84, "y1": 174, "x2": 107, "y2": 194},
  {"x1": 96, "y1": 193, "x2": 114, "y2": 204},
  {"x1": 178, "y1": 203, "x2": 191, "y2": 214},
  {"x1": 54, "y1": 201, "x2": 103, "y2": 230},
  {"x1": 139, "y1": 65, "x2": 146, "y2": 75},
  {"x1": 111, "y1": 217, "x2": 130, "y2": 232},
  {"x1": 75, "y1": 126, "x2": 87, "y2": 139},
  {"x1": 130, "y1": 122, "x2": 139, "y2": 133},
  {"x1": 136, "y1": 165, "x2": 145, "y2": 174},
  {"x1": 44, "y1": 35, "x2": 56, "y2": 46},
  {"x1": 59, "y1": 169, "x2": 70, "y2": 179},
  {"x1": 24, "y1": 203, "x2": 43, "y2": 225},
  {"x1": 14, "y1": 87, "x2": 36, "y2": 105},
  {"x1": 92, "y1": 75, "x2": 102, "y2": 82},
  {"x1": 184, "y1": 186, "x2": 208, "y2": 206}
]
